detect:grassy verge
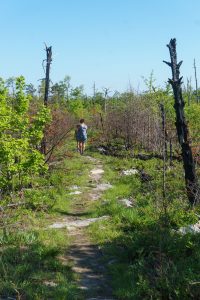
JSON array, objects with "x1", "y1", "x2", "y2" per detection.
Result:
[
  {"x1": 88, "y1": 152, "x2": 200, "y2": 299},
  {"x1": 0, "y1": 141, "x2": 93, "y2": 300}
]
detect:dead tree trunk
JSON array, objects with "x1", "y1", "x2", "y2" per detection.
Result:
[
  {"x1": 194, "y1": 59, "x2": 199, "y2": 104},
  {"x1": 164, "y1": 38, "x2": 198, "y2": 205},
  {"x1": 103, "y1": 87, "x2": 110, "y2": 113},
  {"x1": 92, "y1": 82, "x2": 96, "y2": 106},
  {"x1": 41, "y1": 45, "x2": 52, "y2": 155},
  {"x1": 44, "y1": 45, "x2": 52, "y2": 107}
]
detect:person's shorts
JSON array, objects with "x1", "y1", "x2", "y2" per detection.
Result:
[{"x1": 77, "y1": 136, "x2": 87, "y2": 142}]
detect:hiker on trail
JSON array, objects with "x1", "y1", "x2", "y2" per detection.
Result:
[{"x1": 76, "y1": 119, "x2": 88, "y2": 155}]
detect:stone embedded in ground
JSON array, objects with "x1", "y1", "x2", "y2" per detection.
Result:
[
  {"x1": 69, "y1": 190, "x2": 82, "y2": 195},
  {"x1": 179, "y1": 221, "x2": 200, "y2": 234},
  {"x1": 49, "y1": 216, "x2": 109, "y2": 230},
  {"x1": 90, "y1": 169, "x2": 104, "y2": 175},
  {"x1": 70, "y1": 185, "x2": 80, "y2": 190},
  {"x1": 118, "y1": 198, "x2": 133, "y2": 207},
  {"x1": 95, "y1": 183, "x2": 112, "y2": 191},
  {"x1": 92, "y1": 169, "x2": 104, "y2": 174},
  {"x1": 43, "y1": 280, "x2": 57, "y2": 287},
  {"x1": 89, "y1": 193, "x2": 100, "y2": 201},
  {"x1": 97, "y1": 147, "x2": 107, "y2": 154},
  {"x1": 90, "y1": 168, "x2": 105, "y2": 181},
  {"x1": 89, "y1": 183, "x2": 112, "y2": 201},
  {"x1": 121, "y1": 168, "x2": 138, "y2": 175}
]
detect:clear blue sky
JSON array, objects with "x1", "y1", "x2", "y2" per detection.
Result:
[{"x1": 1, "y1": 0, "x2": 200, "y2": 94}]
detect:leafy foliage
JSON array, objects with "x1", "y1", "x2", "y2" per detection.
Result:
[{"x1": 0, "y1": 76, "x2": 50, "y2": 192}]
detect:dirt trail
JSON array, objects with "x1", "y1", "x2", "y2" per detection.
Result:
[{"x1": 50, "y1": 156, "x2": 114, "y2": 299}]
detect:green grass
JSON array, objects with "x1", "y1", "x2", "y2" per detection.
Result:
[
  {"x1": 0, "y1": 229, "x2": 82, "y2": 299},
  {"x1": 0, "y1": 142, "x2": 94, "y2": 300},
  {"x1": 88, "y1": 152, "x2": 200, "y2": 299},
  {"x1": 1, "y1": 138, "x2": 200, "y2": 299}
]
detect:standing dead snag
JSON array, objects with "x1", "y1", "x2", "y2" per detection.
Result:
[
  {"x1": 44, "y1": 45, "x2": 52, "y2": 107},
  {"x1": 41, "y1": 45, "x2": 52, "y2": 155},
  {"x1": 164, "y1": 38, "x2": 199, "y2": 205}
]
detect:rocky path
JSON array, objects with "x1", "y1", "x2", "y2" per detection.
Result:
[{"x1": 50, "y1": 156, "x2": 114, "y2": 300}]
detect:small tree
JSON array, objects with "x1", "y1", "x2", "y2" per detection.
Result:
[{"x1": 0, "y1": 76, "x2": 50, "y2": 192}]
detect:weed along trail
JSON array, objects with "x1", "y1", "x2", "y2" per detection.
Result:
[{"x1": 50, "y1": 155, "x2": 114, "y2": 299}]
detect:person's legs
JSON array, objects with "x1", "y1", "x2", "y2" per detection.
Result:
[
  {"x1": 83, "y1": 142, "x2": 85, "y2": 152},
  {"x1": 78, "y1": 141, "x2": 81, "y2": 153},
  {"x1": 82, "y1": 139, "x2": 87, "y2": 154},
  {"x1": 77, "y1": 140, "x2": 86, "y2": 155},
  {"x1": 79, "y1": 141, "x2": 83, "y2": 154},
  {"x1": 76, "y1": 140, "x2": 79, "y2": 151}
]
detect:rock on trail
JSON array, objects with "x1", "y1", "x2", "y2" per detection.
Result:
[{"x1": 49, "y1": 216, "x2": 109, "y2": 230}]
